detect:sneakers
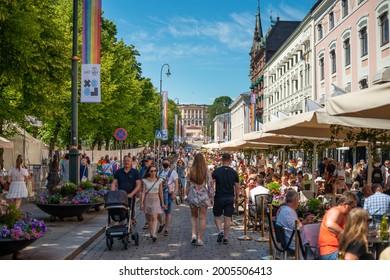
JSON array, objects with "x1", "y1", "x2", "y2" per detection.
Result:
[
  {"x1": 157, "y1": 224, "x2": 165, "y2": 234},
  {"x1": 143, "y1": 223, "x2": 149, "y2": 230},
  {"x1": 196, "y1": 240, "x2": 204, "y2": 246},
  {"x1": 152, "y1": 236, "x2": 157, "y2": 242},
  {"x1": 217, "y1": 232, "x2": 224, "y2": 243},
  {"x1": 164, "y1": 230, "x2": 169, "y2": 236},
  {"x1": 223, "y1": 238, "x2": 228, "y2": 245},
  {"x1": 191, "y1": 235, "x2": 197, "y2": 244}
]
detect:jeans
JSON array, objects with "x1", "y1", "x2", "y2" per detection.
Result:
[{"x1": 320, "y1": 250, "x2": 339, "y2": 260}]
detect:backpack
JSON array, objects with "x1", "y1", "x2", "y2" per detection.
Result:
[{"x1": 372, "y1": 164, "x2": 384, "y2": 183}]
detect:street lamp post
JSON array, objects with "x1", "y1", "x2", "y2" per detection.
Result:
[
  {"x1": 158, "y1": 63, "x2": 171, "y2": 165},
  {"x1": 69, "y1": 0, "x2": 80, "y2": 185}
]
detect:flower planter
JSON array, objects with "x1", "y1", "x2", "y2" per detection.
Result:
[
  {"x1": 35, "y1": 204, "x2": 94, "y2": 222},
  {"x1": 0, "y1": 238, "x2": 37, "y2": 258}
]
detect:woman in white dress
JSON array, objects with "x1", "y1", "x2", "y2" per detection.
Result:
[
  {"x1": 140, "y1": 166, "x2": 166, "y2": 242},
  {"x1": 7, "y1": 155, "x2": 28, "y2": 209}
]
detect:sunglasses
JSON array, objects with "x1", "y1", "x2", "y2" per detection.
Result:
[{"x1": 150, "y1": 170, "x2": 157, "y2": 172}]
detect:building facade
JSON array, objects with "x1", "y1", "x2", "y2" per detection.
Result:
[
  {"x1": 229, "y1": 93, "x2": 251, "y2": 141},
  {"x1": 313, "y1": 0, "x2": 390, "y2": 102},
  {"x1": 177, "y1": 104, "x2": 208, "y2": 140},
  {"x1": 213, "y1": 113, "x2": 230, "y2": 143},
  {"x1": 263, "y1": 13, "x2": 316, "y2": 122}
]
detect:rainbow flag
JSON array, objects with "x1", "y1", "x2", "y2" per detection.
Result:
[
  {"x1": 162, "y1": 91, "x2": 169, "y2": 131},
  {"x1": 82, "y1": 0, "x2": 101, "y2": 64},
  {"x1": 250, "y1": 92, "x2": 256, "y2": 131},
  {"x1": 81, "y1": 0, "x2": 101, "y2": 103}
]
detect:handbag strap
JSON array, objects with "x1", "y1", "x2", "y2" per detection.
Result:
[{"x1": 144, "y1": 179, "x2": 159, "y2": 196}]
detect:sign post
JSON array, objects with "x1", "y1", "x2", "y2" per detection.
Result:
[{"x1": 114, "y1": 128, "x2": 128, "y2": 167}]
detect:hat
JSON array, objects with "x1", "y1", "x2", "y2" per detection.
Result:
[
  {"x1": 314, "y1": 176, "x2": 325, "y2": 183},
  {"x1": 145, "y1": 156, "x2": 153, "y2": 161}
]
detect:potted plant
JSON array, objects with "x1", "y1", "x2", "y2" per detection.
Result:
[
  {"x1": 32, "y1": 181, "x2": 101, "y2": 221},
  {"x1": 79, "y1": 180, "x2": 108, "y2": 211},
  {"x1": 267, "y1": 181, "x2": 286, "y2": 207},
  {"x1": 298, "y1": 198, "x2": 325, "y2": 220},
  {"x1": 0, "y1": 199, "x2": 46, "y2": 258}
]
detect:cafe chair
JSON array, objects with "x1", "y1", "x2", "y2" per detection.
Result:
[{"x1": 274, "y1": 224, "x2": 295, "y2": 260}]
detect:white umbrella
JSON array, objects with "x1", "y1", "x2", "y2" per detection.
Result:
[
  {"x1": 326, "y1": 83, "x2": 390, "y2": 119},
  {"x1": 219, "y1": 139, "x2": 273, "y2": 151},
  {"x1": 0, "y1": 136, "x2": 14, "y2": 149}
]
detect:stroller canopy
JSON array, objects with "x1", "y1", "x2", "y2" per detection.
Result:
[{"x1": 105, "y1": 190, "x2": 128, "y2": 208}]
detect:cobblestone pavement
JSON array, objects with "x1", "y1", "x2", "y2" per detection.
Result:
[{"x1": 76, "y1": 201, "x2": 271, "y2": 260}]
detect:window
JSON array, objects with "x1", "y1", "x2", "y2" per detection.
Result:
[
  {"x1": 317, "y1": 24, "x2": 323, "y2": 40},
  {"x1": 359, "y1": 78, "x2": 368, "y2": 89},
  {"x1": 380, "y1": 12, "x2": 389, "y2": 46},
  {"x1": 343, "y1": 38, "x2": 351, "y2": 66},
  {"x1": 359, "y1": 27, "x2": 368, "y2": 56},
  {"x1": 329, "y1": 12, "x2": 335, "y2": 30},
  {"x1": 330, "y1": 50, "x2": 336, "y2": 74},
  {"x1": 319, "y1": 58, "x2": 325, "y2": 80},
  {"x1": 342, "y1": 0, "x2": 349, "y2": 18}
]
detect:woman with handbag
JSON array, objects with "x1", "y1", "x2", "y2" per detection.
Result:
[
  {"x1": 140, "y1": 166, "x2": 166, "y2": 242},
  {"x1": 186, "y1": 153, "x2": 214, "y2": 246}
]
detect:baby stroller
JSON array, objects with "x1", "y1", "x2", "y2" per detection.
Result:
[{"x1": 104, "y1": 190, "x2": 139, "y2": 250}]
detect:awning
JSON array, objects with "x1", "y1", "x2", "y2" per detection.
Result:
[
  {"x1": 373, "y1": 67, "x2": 390, "y2": 84},
  {"x1": 326, "y1": 83, "x2": 390, "y2": 119},
  {"x1": 0, "y1": 136, "x2": 14, "y2": 149}
]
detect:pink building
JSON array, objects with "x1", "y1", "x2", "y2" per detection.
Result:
[{"x1": 313, "y1": 0, "x2": 390, "y2": 102}]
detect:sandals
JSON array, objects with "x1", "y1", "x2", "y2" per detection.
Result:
[
  {"x1": 143, "y1": 223, "x2": 149, "y2": 230},
  {"x1": 131, "y1": 220, "x2": 137, "y2": 226}
]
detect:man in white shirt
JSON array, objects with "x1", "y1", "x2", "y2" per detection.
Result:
[{"x1": 249, "y1": 178, "x2": 269, "y2": 203}]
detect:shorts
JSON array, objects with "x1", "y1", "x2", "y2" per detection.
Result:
[{"x1": 213, "y1": 197, "x2": 235, "y2": 217}]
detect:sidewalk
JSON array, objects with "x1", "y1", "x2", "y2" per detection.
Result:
[{"x1": 0, "y1": 200, "x2": 107, "y2": 260}]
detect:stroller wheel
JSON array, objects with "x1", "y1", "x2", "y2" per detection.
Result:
[
  {"x1": 106, "y1": 236, "x2": 113, "y2": 251},
  {"x1": 134, "y1": 232, "x2": 139, "y2": 246},
  {"x1": 123, "y1": 236, "x2": 129, "y2": 250}
]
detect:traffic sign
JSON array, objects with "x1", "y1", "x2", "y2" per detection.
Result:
[
  {"x1": 155, "y1": 130, "x2": 162, "y2": 140},
  {"x1": 114, "y1": 128, "x2": 128, "y2": 141},
  {"x1": 162, "y1": 129, "x2": 168, "y2": 140}
]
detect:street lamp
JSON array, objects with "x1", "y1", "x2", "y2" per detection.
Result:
[
  {"x1": 173, "y1": 98, "x2": 179, "y2": 105},
  {"x1": 158, "y1": 63, "x2": 171, "y2": 164}
]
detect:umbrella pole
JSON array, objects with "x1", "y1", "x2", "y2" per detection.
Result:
[
  {"x1": 311, "y1": 143, "x2": 317, "y2": 192},
  {"x1": 367, "y1": 141, "x2": 373, "y2": 185}
]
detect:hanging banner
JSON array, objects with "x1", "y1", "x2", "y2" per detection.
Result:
[
  {"x1": 174, "y1": 114, "x2": 178, "y2": 142},
  {"x1": 162, "y1": 91, "x2": 169, "y2": 130},
  {"x1": 250, "y1": 92, "x2": 256, "y2": 132},
  {"x1": 81, "y1": 0, "x2": 101, "y2": 103}
]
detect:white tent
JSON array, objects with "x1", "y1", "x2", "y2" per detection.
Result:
[
  {"x1": 326, "y1": 83, "x2": 390, "y2": 119},
  {"x1": 201, "y1": 143, "x2": 220, "y2": 150}
]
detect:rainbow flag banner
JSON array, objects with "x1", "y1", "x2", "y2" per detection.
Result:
[
  {"x1": 250, "y1": 92, "x2": 256, "y2": 132},
  {"x1": 81, "y1": 0, "x2": 101, "y2": 103}
]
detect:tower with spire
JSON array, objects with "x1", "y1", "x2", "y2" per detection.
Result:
[{"x1": 249, "y1": 0, "x2": 300, "y2": 130}]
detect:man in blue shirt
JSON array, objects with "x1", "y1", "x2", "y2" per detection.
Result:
[
  {"x1": 364, "y1": 183, "x2": 390, "y2": 218},
  {"x1": 111, "y1": 156, "x2": 141, "y2": 224}
]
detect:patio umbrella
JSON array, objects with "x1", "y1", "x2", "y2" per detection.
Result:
[
  {"x1": 219, "y1": 139, "x2": 274, "y2": 151},
  {"x1": 201, "y1": 142, "x2": 220, "y2": 150},
  {"x1": 326, "y1": 83, "x2": 390, "y2": 119},
  {"x1": 263, "y1": 108, "x2": 390, "y2": 184},
  {"x1": 0, "y1": 136, "x2": 14, "y2": 149}
]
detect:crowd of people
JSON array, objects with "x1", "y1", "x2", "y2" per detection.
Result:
[{"x1": 1, "y1": 145, "x2": 390, "y2": 260}]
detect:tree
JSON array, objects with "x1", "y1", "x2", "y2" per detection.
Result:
[{"x1": 206, "y1": 96, "x2": 233, "y2": 128}]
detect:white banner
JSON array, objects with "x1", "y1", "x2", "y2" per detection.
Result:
[{"x1": 81, "y1": 64, "x2": 101, "y2": 103}]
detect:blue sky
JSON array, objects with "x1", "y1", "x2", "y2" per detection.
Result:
[{"x1": 102, "y1": 0, "x2": 317, "y2": 105}]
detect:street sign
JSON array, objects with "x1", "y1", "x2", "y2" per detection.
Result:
[
  {"x1": 114, "y1": 128, "x2": 128, "y2": 141},
  {"x1": 155, "y1": 130, "x2": 162, "y2": 140},
  {"x1": 162, "y1": 129, "x2": 168, "y2": 140}
]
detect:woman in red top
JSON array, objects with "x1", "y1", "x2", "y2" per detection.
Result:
[{"x1": 318, "y1": 191, "x2": 358, "y2": 260}]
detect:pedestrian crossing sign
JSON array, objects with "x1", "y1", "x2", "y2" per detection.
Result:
[{"x1": 155, "y1": 130, "x2": 162, "y2": 140}]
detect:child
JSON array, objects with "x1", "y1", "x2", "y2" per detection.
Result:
[{"x1": 26, "y1": 172, "x2": 34, "y2": 198}]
